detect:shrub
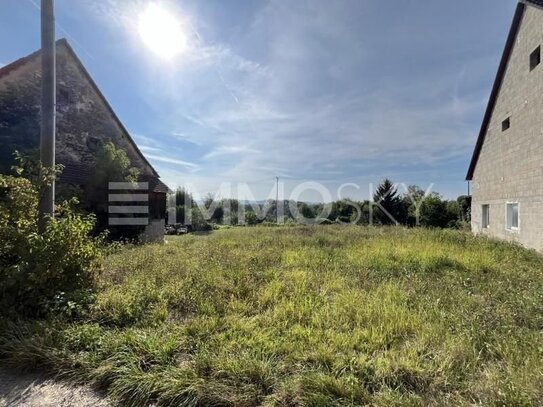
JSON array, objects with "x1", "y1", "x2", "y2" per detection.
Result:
[
  {"x1": 0, "y1": 170, "x2": 103, "y2": 317},
  {"x1": 84, "y1": 142, "x2": 142, "y2": 241}
]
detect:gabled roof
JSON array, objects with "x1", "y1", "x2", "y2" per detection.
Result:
[
  {"x1": 0, "y1": 38, "x2": 161, "y2": 180},
  {"x1": 466, "y1": 3, "x2": 529, "y2": 180},
  {"x1": 525, "y1": 0, "x2": 543, "y2": 8}
]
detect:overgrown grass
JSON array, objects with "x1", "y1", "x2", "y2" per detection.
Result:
[{"x1": 1, "y1": 226, "x2": 543, "y2": 406}]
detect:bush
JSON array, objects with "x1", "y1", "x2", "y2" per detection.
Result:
[{"x1": 0, "y1": 172, "x2": 103, "y2": 317}]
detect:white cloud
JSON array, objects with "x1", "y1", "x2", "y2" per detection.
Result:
[
  {"x1": 204, "y1": 145, "x2": 260, "y2": 159},
  {"x1": 83, "y1": 0, "x2": 504, "y2": 199},
  {"x1": 144, "y1": 153, "x2": 199, "y2": 170},
  {"x1": 139, "y1": 145, "x2": 162, "y2": 153}
]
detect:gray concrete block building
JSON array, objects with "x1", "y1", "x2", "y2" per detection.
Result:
[{"x1": 467, "y1": 0, "x2": 543, "y2": 251}]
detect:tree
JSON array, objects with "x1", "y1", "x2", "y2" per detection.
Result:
[
  {"x1": 457, "y1": 195, "x2": 472, "y2": 223},
  {"x1": 84, "y1": 141, "x2": 140, "y2": 239},
  {"x1": 190, "y1": 206, "x2": 211, "y2": 231},
  {"x1": 416, "y1": 193, "x2": 459, "y2": 228},
  {"x1": 403, "y1": 185, "x2": 426, "y2": 226},
  {"x1": 299, "y1": 202, "x2": 316, "y2": 220},
  {"x1": 175, "y1": 187, "x2": 193, "y2": 207},
  {"x1": 210, "y1": 206, "x2": 224, "y2": 224},
  {"x1": 329, "y1": 199, "x2": 359, "y2": 223},
  {"x1": 245, "y1": 211, "x2": 258, "y2": 226},
  {"x1": 372, "y1": 179, "x2": 406, "y2": 225}
]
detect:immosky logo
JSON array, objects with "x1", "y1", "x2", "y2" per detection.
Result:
[{"x1": 108, "y1": 182, "x2": 150, "y2": 226}]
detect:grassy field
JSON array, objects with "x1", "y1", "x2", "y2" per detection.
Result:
[{"x1": 1, "y1": 226, "x2": 543, "y2": 406}]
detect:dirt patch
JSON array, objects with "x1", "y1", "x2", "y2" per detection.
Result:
[{"x1": 0, "y1": 369, "x2": 111, "y2": 407}]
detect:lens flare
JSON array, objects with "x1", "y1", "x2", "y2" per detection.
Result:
[{"x1": 138, "y1": 3, "x2": 187, "y2": 60}]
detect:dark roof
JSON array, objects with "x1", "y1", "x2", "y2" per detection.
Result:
[
  {"x1": 0, "y1": 48, "x2": 42, "y2": 80},
  {"x1": 60, "y1": 162, "x2": 170, "y2": 193},
  {"x1": 0, "y1": 38, "x2": 164, "y2": 183},
  {"x1": 59, "y1": 163, "x2": 92, "y2": 186},
  {"x1": 525, "y1": 0, "x2": 543, "y2": 7},
  {"x1": 466, "y1": 3, "x2": 527, "y2": 180},
  {"x1": 140, "y1": 175, "x2": 171, "y2": 194}
]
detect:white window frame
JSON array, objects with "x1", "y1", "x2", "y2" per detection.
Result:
[
  {"x1": 481, "y1": 204, "x2": 490, "y2": 229},
  {"x1": 505, "y1": 202, "x2": 520, "y2": 232}
]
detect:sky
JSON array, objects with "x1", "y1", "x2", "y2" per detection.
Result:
[{"x1": 0, "y1": 0, "x2": 520, "y2": 201}]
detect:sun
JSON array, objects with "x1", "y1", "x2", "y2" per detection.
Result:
[{"x1": 138, "y1": 3, "x2": 188, "y2": 60}]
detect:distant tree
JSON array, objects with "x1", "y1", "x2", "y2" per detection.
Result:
[
  {"x1": 329, "y1": 199, "x2": 359, "y2": 223},
  {"x1": 405, "y1": 185, "x2": 426, "y2": 201},
  {"x1": 372, "y1": 179, "x2": 406, "y2": 225},
  {"x1": 416, "y1": 193, "x2": 458, "y2": 228},
  {"x1": 210, "y1": 206, "x2": 224, "y2": 224},
  {"x1": 175, "y1": 187, "x2": 193, "y2": 207},
  {"x1": 202, "y1": 193, "x2": 224, "y2": 224},
  {"x1": 299, "y1": 202, "x2": 316, "y2": 220},
  {"x1": 403, "y1": 185, "x2": 426, "y2": 226},
  {"x1": 457, "y1": 195, "x2": 472, "y2": 223},
  {"x1": 175, "y1": 205, "x2": 187, "y2": 225},
  {"x1": 190, "y1": 207, "x2": 211, "y2": 231},
  {"x1": 203, "y1": 193, "x2": 214, "y2": 208},
  {"x1": 445, "y1": 200, "x2": 462, "y2": 228},
  {"x1": 245, "y1": 211, "x2": 259, "y2": 226},
  {"x1": 222, "y1": 199, "x2": 239, "y2": 225}
]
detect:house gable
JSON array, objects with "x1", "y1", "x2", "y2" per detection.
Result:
[
  {"x1": 467, "y1": 1, "x2": 543, "y2": 180},
  {"x1": 0, "y1": 39, "x2": 159, "y2": 179},
  {"x1": 466, "y1": 3, "x2": 526, "y2": 180}
]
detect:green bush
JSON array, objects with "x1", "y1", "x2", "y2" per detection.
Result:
[{"x1": 0, "y1": 172, "x2": 103, "y2": 317}]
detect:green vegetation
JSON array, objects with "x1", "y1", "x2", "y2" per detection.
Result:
[
  {"x1": 84, "y1": 141, "x2": 142, "y2": 240},
  {"x1": 0, "y1": 155, "x2": 102, "y2": 317},
  {"x1": 1, "y1": 226, "x2": 542, "y2": 406},
  {"x1": 173, "y1": 179, "x2": 471, "y2": 231}
]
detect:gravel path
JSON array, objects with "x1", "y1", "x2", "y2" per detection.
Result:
[{"x1": 0, "y1": 369, "x2": 111, "y2": 407}]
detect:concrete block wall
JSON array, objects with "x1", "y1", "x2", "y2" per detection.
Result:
[{"x1": 472, "y1": 5, "x2": 543, "y2": 251}]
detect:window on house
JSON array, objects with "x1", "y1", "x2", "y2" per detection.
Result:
[
  {"x1": 506, "y1": 203, "x2": 519, "y2": 231},
  {"x1": 482, "y1": 204, "x2": 490, "y2": 229},
  {"x1": 530, "y1": 46, "x2": 541, "y2": 71},
  {"x1": 502, "y1": 117, "x2": 510, "y2": 131}
]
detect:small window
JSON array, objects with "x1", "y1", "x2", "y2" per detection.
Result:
[
  {"x1": 506, "y1": 202, "x2": 519, "y2": 231},
  {"x1": 482, "y1": 204, "x2": 490, "y2": 229},
  {"x1": 530, "y1": 46, "x2": 541, "y2": 71},
  {"x1": 502, "y1": 118, "x2": 510, "y2": 131}
]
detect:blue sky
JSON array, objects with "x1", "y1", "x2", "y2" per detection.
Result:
[{"x1": 0, "y1": 0, "x2": 519, "y2": 201}]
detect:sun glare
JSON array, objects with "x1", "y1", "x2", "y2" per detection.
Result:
[{"x1": 138, "y1": 3, "x2": 187, "y2": 60}]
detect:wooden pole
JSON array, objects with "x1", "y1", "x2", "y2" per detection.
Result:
[{"x1": 38, "y1": 0, "x2": 56, "y2": 232}]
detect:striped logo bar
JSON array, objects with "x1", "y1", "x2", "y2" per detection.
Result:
[{"x1": 108, "y1": 182, "x2": 149, "y2": 226}]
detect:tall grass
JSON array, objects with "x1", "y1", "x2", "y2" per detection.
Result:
[{"x1": 1, "y1": 226, "x2": 543, "y2": 406}]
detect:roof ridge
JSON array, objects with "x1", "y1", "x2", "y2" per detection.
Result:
[{"x1": 0, "y1": 38, "x2": 68, "y2": 80}]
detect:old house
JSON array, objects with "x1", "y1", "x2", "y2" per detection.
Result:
[
  {"x1": 467, "y1": 0, "x2": 543, "y2": 251},
  {"x1": 0, "y1": 39, "x2": 169, "y2": 242}
]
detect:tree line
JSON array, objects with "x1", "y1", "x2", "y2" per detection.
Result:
[{"x1": 173, "y1": 179, "x2": 471, "y2": 231}]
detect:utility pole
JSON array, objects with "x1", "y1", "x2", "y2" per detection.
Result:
[
  {"x1": 38, "y1": 0, "x2": 56, "y2": 232},
  {"x1": 276, "y1": 176, "x2": 279, "y2": 224}
]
